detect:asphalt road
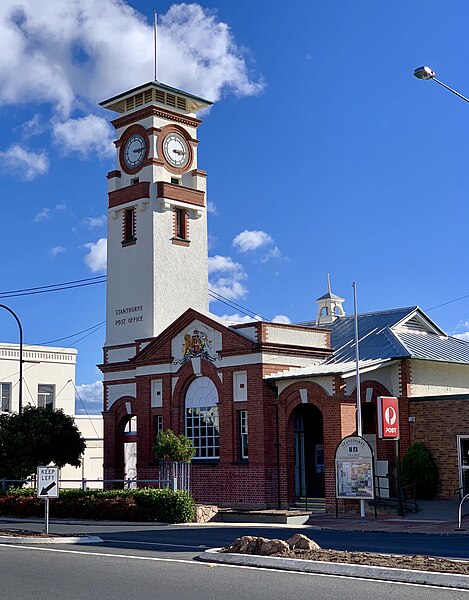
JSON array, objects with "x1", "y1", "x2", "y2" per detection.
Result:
[
  {"x1": 0, "y1": 540, "x2": 468, "y2": 600},
  {"x1": 2, "y1": 519, "x2": 469, "y2": 560}
]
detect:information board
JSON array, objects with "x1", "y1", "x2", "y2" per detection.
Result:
[{"x1": 335, "y1": 436, "x2": 374, "y2": 499}]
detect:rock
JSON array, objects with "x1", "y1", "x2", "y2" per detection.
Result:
[
  {"x1": 225, "y1": 536, "x2": 289, "y2": 555},
  {"x1": 257, "y1": 538, "x2": 290, "y2": 555},
  {"x1": 286, "y1": 533, "x2": 321, "y2": 551},
  {"x1": 226, "y1": 535, "x2": 256, "y2": 554}
]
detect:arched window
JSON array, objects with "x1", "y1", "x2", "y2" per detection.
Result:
[{"x1": 185, "y1": 377, "x2": 219, "y2": 459}]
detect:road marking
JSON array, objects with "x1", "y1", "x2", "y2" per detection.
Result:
[
  {"x1": 102, "y1": 539, "x2": 208, "y2": 549},
  {"x1": 0, "y1": 544, "x2": 462, "y2": 591}
]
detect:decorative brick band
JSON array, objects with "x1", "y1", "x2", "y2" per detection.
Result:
[
  {"x1": 157, "y1": 182, "x2": 205, "y2": 207},
  {"x1": 108, "y1": 181, "x2": 150, "y2": 208}
]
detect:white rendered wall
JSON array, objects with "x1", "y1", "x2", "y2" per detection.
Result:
[
  {"x1": 105, "y1": 108, "x2": 208, "y2": 348},
  {"x1": 60, "y1": 416, "x2": 103, "y2": 488},
  {"x1": 0, "y1": 343, "x2": 76, "y2": 414},
  {"x1": 264, "y1": 324, "x2": 329, "y2": 349},
  {"x1": 410, "y1": 360, "x2": 469, "y2": 396}
]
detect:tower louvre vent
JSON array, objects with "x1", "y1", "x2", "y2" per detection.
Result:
[
  {"x1": 135, "y1": 93, "x2": 144, "y2": 107},
  {"x1": 166, "y1": 93, "x2": 176, "y2": 107},
  {"x1": 144, "y1": 90, "x2": 153, "y2": 103}
]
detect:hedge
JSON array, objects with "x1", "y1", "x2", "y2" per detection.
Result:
[{"x1": 0, "y1": 488, "x2": 195, "y2": 523}]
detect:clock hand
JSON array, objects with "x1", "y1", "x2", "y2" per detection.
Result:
[
  {"x1": 173, "y1": 149, "x2": 184, "y2": 155},
  {"x1": 133, "y1": 148, "x2": 144, "y2": 154}
]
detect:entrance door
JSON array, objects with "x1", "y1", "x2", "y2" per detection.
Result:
[
  {"x1": 292, "y1": 405, "x2": 324, "y2": 499},
  {"x1": 294, "y1": 414, "x2": 306, "y2": 497},
  {"x1": 458, "y1": 436, "x2": 469, "y2": 495}
]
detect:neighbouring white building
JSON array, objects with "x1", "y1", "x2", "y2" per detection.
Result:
[{"x1": 0, "y1": 342, "x2": 103, "y2": 487}]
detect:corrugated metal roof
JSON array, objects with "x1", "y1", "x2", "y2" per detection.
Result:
[
  {"x1": 271, "y1": 306, "x2": 469, "y2": 382},
  {"x1": 265, "y1": 358, "x2": 394, "y2": 380},
  {"x1": 395, "y1": 330, "x2": 469, "y2": 364}
]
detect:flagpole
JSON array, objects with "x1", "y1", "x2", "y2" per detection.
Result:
[
  {"x1": 154, "y1": 10, "x2": 158, "y2": 81},
  {"x1": 353, "y1": 281, "x2": 365, "y2": 518}
]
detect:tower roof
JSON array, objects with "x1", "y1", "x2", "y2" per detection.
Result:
[{"x1": 100, "y1": 80, "x2": 213, "y2": 114}]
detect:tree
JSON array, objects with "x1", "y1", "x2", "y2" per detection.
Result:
[
  {"x1": 0, "y1": 406, "x2": 86, "y2": 481},
  {"x1": 153, "y1": 429, "x2": 195, "y2": 463}
]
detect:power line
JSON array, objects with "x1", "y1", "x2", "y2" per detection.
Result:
[
  {"x1": 426, "y1": 293, "x2": 469, "y2": 311},
  {"x1": 39, "y1": 321, "x2": 106, "y2": 345},
  {"x1": 0, "y1": 276, "x2": 270, "y2": 322}
]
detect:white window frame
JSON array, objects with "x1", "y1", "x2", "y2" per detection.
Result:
[
  {"x1": 239, "y1": 410, "x2": 248, "y2": 461},
  {"x1": 0, "y1": 382, "x2": 11, "y2": 412},
  {"x1": 185, "y1": 376, "x2": 219, "y2": 460},
  {"x1": 38, "y1": 384, "x2": 55, "y2": 409}
]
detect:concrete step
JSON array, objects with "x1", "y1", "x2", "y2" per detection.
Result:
[
  {"x1": 215, "y1": 509, "x2": 312, "y2": 525},
  {"x1": 292, "y1": 498, "x2": 326, "y2": 513}
]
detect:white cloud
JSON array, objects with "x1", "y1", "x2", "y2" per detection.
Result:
[
  {"x1": 207, "y1": 201, "x2": 218, "y2": 215},
  {"x1": 272, "y1": 314, "x2": 291, "y2": 324},
  {"x1": 75, "y1": 380, "x2": 102, "y2": 414},
  {"x1": 233, "y1": 230, "x2": 273, "y2": 252},
  {"x1": 261, "y1": 246, "x2": 281, "y2": 263},
  {"x1": 220, "y1": 313, "x2": 262, "y2": 324},
  {"x1": 85, "y1": 215, "x2": 106, "y2": 228},
  {"x1": 52, "y1": 115, "x2": 114, "y2": 158},
  {"x1": 34, "y1": 207, "x2": 52, "y2": 222},
  {"x1": 15, "y1": 113, "x2": 47, "y2": 138},
  {"x1": 0, "y1": 1, "x2": 263, "y2": 119},
  {"x1": 84, "y1": 237, "x2": 107, "y2": 273},
  {"x1": 50, "y1": 246, "x2": 65, "y2": 256},
  {"x1": 454, "y1": 332, "x2": 469, "y2": 342},
  {"x1": 208, "y1": 254, "x2": 247, "y2": 301},
  {"x1": 0, "y1": 144, "x2": 49, "y2": 180}
]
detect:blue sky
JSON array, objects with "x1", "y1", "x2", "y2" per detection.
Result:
[{"x1": 1, "y1": 1, "x2": 469, "y2": 413}]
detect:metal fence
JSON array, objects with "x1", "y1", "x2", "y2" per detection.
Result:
[{"x1": 1, "y1": 462, "x2": 191, "y2": 493}]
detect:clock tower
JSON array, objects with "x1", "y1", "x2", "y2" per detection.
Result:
[{"x1": 100, "y1": 81, "x2": 212, "y2": 355}]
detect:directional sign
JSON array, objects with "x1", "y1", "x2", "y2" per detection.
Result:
[
  {"x1": 37, "y1": 466, "x2": 59, "y2": 498},
  {"x1": 377, "y1": 396, "x2": 400, "y2": 439}
]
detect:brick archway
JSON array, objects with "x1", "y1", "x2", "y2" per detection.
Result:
[
  {"x1": 103, "y1": 395, "x2": 136, "y2": 484},
  {"x1": 171, "y1": 359, "x2": 223, "y2": 435},
  {"x1": 277, "y1": 381, "x2": 338, "y2": 505}
]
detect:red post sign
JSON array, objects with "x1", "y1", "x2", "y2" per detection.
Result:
[{"x1": 377, "y1": 396, "x2": 399, "y2": 439}]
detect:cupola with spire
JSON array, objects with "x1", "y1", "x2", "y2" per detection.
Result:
[{"x1": 315, "y1": 275, "x2": 345, "y2": 325}]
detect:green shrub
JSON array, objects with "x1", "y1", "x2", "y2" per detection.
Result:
[
  {"x1": 0, "y1": 488, "x2": 195, "y2": 523},
  {"x1": 402, "y1": 442, "x2": 439, "y2": 499}
]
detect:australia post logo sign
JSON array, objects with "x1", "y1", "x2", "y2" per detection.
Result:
[{"x1": 377, "y1": 396, "x2": 399, "y2": 439}]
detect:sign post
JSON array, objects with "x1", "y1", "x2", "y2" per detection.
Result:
[
  {"x1": 37, "y1": 466, "x2": 59, "y2": 534},
  {"x1": 335, "y1": 435, "x2": 375, "y2": 517}
]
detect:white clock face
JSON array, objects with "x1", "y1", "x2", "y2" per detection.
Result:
[
  {"x1": 163, "y1": 133, "x2": 189, "y2": 168},
  {"x1": 123, "y1": 134, "x2": 147, "y2": 169}
]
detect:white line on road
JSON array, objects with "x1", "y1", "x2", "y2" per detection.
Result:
[
  {"x1": 102, "y1": 539, "x2": 208, "y2": 549},
  {"x1": 0, "y1": 543, "x2": 462, "y2": 592}
]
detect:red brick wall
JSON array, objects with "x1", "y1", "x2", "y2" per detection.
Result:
[{"x1": 409, "y1": 398, "x2": 469, "y2": 498}]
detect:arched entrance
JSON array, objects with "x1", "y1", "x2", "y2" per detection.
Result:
[{"x1": 291, "y1": 404, "x2": 324, "y2": 499}]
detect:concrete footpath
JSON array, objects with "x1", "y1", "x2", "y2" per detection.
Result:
[{"x1": 306, "y1": 499, "x2": 467, "y2": 536}]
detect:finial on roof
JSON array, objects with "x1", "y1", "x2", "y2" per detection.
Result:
[{"x1": 315, "y1": 276, "x2": 346, "y2": 325}]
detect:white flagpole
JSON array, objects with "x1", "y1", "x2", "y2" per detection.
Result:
[
  {"x1": 154, "y1": 10, "x2": 158, "y2": 82},
  {"x1": 353, "y1": 281, "x2": 365, "y2": 518}
]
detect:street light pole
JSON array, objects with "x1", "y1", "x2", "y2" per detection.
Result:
[
  {"x1": 0, "y1": 304, "x2": 23, "y2": 414},
  {"x1": 413, "y1": 66, "x2": 469, "y2": 103}
]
